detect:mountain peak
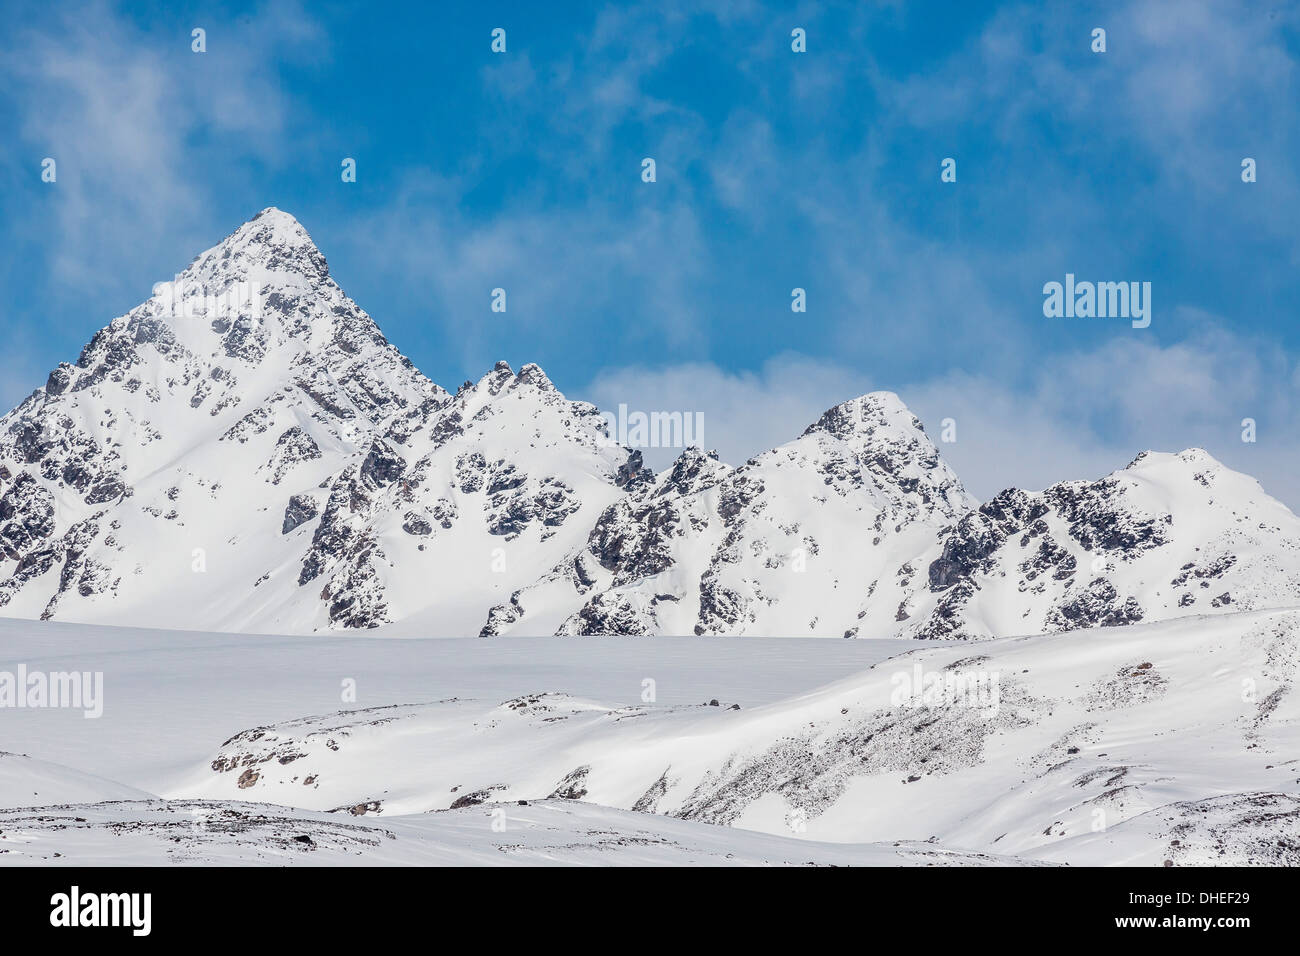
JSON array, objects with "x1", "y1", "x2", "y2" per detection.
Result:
[
  {"x1": 1123, "y1": 447, "x2": 1227, "y2": 476},
  {"x1": 145, "y1": 206, "x2": 399, "y2": 366},
  {"x1": 800, "y1": 390, "x2": 923, "y2": 443},
  {"x1": 242, "y1": 206, "x2": 314, "y2": 244},
  {"x1": 459, "y1": 361, "x2": 560, "y2": 399},
  {"x1": 516, "y1": 363, "x2": 555, "y2": 390},
  {"x1": 183, "y1": 208, "x2": 329, "y2": 291}
]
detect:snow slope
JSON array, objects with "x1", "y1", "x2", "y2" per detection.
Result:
[
  {"x1": 0, "y1": 752, "x2": 150, "y2": 808},
  {"x1": 0, "y1": 799, "x2": 1041, "y2": 867},
  {"x1": 0, "y1": 616, "x2": 901, "y2": 792},
  {"x1": 0, "y1": 611, "x2": 1295, "y2": 865},
  {"x1": 182, "y1": 609, "x2": 1300, "y2": 865}
]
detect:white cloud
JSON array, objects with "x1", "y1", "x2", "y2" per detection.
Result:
[
  {"x1": 580, "y1": 320, "x2": 1300, "y2": 510},
  {"x1": 584, "y1": 354, "x2": 873, "y2": 470}
]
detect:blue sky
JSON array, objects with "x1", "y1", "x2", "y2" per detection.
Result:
[{"x1": 3, "y1": 0, "x2": 1299, "y2": 504}]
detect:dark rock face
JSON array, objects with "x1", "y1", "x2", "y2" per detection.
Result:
[
  {"x1": 221, "y1": 315, "x2": 269, "y2": 363},
  {"x1": 269, "y1": 427, "x2": 322, "y2": 484},
  {"x1": 928, "y1": 490, "x2": 1045, "y2": 591},
  {"x1": 479, "y1": 592, "x2": 525, "y2": 637},
  {"x1": 660, "y1": 447, "x2": 726, "y2": 497},
  {"x1": 44, "y1": 364, "x2": 74, "y2": 397},
  {"x1": 1042, "y1": 478, "x2": 1170, "y2": 555},
  {"x1": 1020, "y1": 537, "x2": 1078, "y2": 582},
  {"x1": 1048, "y1": 578, "x2": 1144, "y2": 630},
  {"x1": 911, "y1": 578, "x2": 980, "y2": 641},
  {"x1": 548, "y1": 765, "x2": 591, "y2": 800},
  {"x1": 0, "y1": 473, "x2": 57, "y2": 559},
  {"x1": 910, "y1": 471, "x2": 1177, "y2": 640},
  {"x1": 401, "y1": 513, "x2": 432, "y2": 536},
  {"x1": 294, "y1": 467, "x2": 392, "y2": 628},
  {"x1": 7, "y1": 419, "x2": 50, "y2": 464},
  {"x1": 0, "y1": 491, "x2": 115, "y2": 615},
  {"x1": 586, "y1": 497, "x2": 680, "y2": 581},
  {"x1": 84, "y1": 475, "x2": 126, "y2": 505},
  {"x1": 295, "y1": 373, "x2": 357, "y2": 420},
  {"x1": 321, "y1": 543, "x2": 389, "y2": 629},
  {"x1": 455, "y1": 452, "x2": 486, "y2": 494},
  {"x1": 39, "y1": 515, "x2": 112, "y2": 620},
  {"x1": 614, "y1": 449, "x2": 654, "y2": 492},
  {"x1": 566, "y1": 450, "x2": 733, "y2": 633},
  {"x1": 696, "y1": 575, "x2": 748, "y2": 635},
  {"x1": 360, "y1": 439, "x2": 406, "y2": 490},
  {"x1": 221, "y1": 406, "x2": 273, "y2": 443},
  {"x1": 429, "y1": 410, "x2": 464, "y2": 447},
  {"x1": 299, "y1": 474, "x2": 361, "y2": 586},
  {"x1": 565, "y1": 591, "x2": 657, "y2": 636},
  {"x1": 1171, "y1": 554, "x2": 1236, "y2": 587},
  {"x1": 282, "y1": 494, "x2": 320, "y2": 535},
  {"x1": 485, "y1": 476, "x2": 579, "y2": 539}
]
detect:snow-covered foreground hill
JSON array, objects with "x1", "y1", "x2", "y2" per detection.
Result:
[
  {"x1": 0, "y1": 617, "x2": 899, "y2": 790},
  {"x1": 0, "y1": 797, "x2": 1044, "y2": 867},
  {"x1": 0, "y1": 609, "x2": 1296, "y2": 865}
]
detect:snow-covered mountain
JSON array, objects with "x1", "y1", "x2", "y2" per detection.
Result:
[
  {"x1": 0, "y1": 209, "x2": 638, "y2": 634},
  {"x1": 900, "y1": 448, "x2": 1300, "y2": 641},
  {"x1": 481, "y1": 393, "x2": 976, "y2": 637},
  {"x1": 480, "y1": 422, "x2": 1300, "y2": 640},
  {"x1": 1, "y1": 208, "x2": 1297, "y2": 637}
]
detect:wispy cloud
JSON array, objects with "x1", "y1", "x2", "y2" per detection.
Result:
[
  {"x1": 2, "y1": 0, "x2": 326, "y2": 294},
  {"x1": 583, "y1": 312, "x2": 1300, "y2": 508}
]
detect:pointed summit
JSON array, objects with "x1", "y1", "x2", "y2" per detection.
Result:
[
  {"x1": 801, "y1": 390, "x2": 923, "y2": 442},
  {"x1": 125, "y1": 206, "x2": 417, "y2": 373},
  {"x1": 188, "y1": 207, "x2": 330, "y2": 287},
  {"x1": 784, "y1": 390, "x2": 973, "y2": 519},
  {"x1": 516, "y1": 363, "x2": 556, "y2": 391},
  {"x1": 248, "y1": 205, "x2": 308, "y2": 233},
  {"x1": 230, "y1": 207, "x2": 317, "y2": 251}
]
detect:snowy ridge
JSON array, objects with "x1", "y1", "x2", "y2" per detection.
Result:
[
  {"x1": 900, "y1": 448, "x2": 1300, "y2": 641},
  {"x1": 2, "y1": 208, "x2": 1299, "y2": 638},
  {"x1": 483, "y1": 391, "x2": 977, "y2": 637},
  {"x1": 0, "y1": 209, "x2": 638, "y2": 634}
]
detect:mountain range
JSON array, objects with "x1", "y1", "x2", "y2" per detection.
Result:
[{"x1": 2, "y1": 208, "x2": 1297, "y2": 637}]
